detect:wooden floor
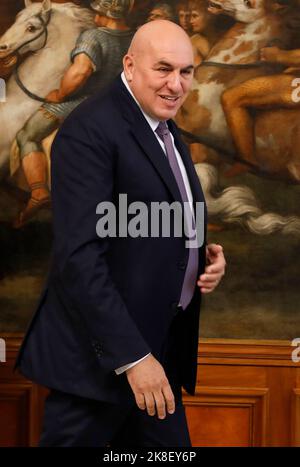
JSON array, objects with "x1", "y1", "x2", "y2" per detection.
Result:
[{"x1": 1, "y1": 335, "x2": 299, "y2": 447}]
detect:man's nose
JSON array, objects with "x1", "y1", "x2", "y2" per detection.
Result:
[{"x1": 166, "y1": 72, "x2": 182, "y2": 93}]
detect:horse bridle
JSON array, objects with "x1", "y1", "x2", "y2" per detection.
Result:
[{"x1": 12, "y1": 10, "x2": 52, "y2": 103}]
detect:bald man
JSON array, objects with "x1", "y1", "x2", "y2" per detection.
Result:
[{"x1": 16, "y1": 20, "x2": 226, "y2": 447}]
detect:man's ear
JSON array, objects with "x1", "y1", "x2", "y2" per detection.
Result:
[{"x1": 123, "y1": 54, "x2": 134, "y2": 82}]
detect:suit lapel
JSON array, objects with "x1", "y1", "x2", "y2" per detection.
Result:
[{"x1": 129, "y1": 119, "x2": 183, "y2": 204}]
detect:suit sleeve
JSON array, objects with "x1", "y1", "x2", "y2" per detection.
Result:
[{"x1": 50, "y1": 112, "x2": 151, "y2": 374}]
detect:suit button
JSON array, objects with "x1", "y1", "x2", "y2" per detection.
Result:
[
  {"x1": 92, "y1": 341, "x2": 103, "y2": 356},
  {"x1": 178, "y1": 261, "x2": 186, "y2": 270}
]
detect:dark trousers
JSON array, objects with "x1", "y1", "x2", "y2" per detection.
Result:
[
  {"x1": 39, "y1": 308, "x2": 192, "y2": 447},
  {"x1": 39, "y1": 390, "x2": 191, "y2": 447}
]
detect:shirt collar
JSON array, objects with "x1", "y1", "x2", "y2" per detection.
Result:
[{"x1": 121, "y1": 71, "x2": 161, "y2": 133}]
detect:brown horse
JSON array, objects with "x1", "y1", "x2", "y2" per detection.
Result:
[{"x1": 176, "y1": 0, "x2": 300, "y2": 182}]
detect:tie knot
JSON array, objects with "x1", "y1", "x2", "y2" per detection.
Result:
[{"x1": 155, "y1": 121, "x2": 169, "y2": 140}]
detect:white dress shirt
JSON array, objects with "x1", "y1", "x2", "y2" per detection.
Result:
[{"x1": 114, "y1": 72, "x2": 195, "y2": 375}]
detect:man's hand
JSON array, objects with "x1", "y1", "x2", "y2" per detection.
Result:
[
  {"x1": 126, "y1": 354, "x2": 175, "y2": 419},
  {"x1": 197, "y1": 243, "x2": 226, "y2": 293}
]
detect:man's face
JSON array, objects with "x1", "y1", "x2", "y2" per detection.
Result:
[
  {"x1": 124, "y1": 41, "x2": 194, "y2": 121},
  {"x1": 147, "y1": 8, "x2": 170, "y2": 22},
  {"x1": 190, "y1": 8, "x2": 207, "y2": 33},
  {"x1": 178, "y1": 9, "x2": 191, "y2": 30}
]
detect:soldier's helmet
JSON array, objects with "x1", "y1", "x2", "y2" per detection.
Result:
[{"x1": 90, "y1": 0, "x2": 135, "y2": 19}]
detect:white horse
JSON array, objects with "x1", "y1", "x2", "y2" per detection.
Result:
[{"x1": 0, "y1": 0, "x2": 94, "y2": 181}]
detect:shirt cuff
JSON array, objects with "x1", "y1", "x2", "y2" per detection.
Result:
[{"x1": 115, "y1": 353, "x2": 151, "y2": 375}]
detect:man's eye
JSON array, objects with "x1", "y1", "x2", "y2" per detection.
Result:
[
  {"x1": 182, "y1": 70, "x2": 192, "y2": 75},
  {"x1": 158, "y1": 68, "x2": 169, "y2": 72}
]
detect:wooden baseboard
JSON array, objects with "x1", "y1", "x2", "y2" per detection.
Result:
[{"x1": 1, "y1": 335, "x2": 299, "y2": 447}]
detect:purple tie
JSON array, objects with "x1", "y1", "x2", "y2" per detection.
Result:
[{"x1": 155, "y1": 121, "x2": 199, "y2": 310}]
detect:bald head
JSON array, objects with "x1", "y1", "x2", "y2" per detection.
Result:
[
  {"x1": 123, "y1": 20, "x2": 194, "y2": 121},
  {"x1": 128, "y1": 20, "x2": 193, "y2": 58}
]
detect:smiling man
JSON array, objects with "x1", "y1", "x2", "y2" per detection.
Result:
[
  {"x1": 124, "y1": 20, "x2": 195, "y2": 120},
  {"x1": 16, "y1": 19, "x2": 226, "y2": 447}
]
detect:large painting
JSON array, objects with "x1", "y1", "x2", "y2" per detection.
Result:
[{"x1": 0, "y1": 0, "x2": 300, "y2": 339}]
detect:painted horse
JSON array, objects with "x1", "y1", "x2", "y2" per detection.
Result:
[{"x1": 176, "y1": 0, "x2": 300, "y2": 183}]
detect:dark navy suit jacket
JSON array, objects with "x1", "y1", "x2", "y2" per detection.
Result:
[{"x1": 16, "y1": 75, "x2": 207, "y2": 405}]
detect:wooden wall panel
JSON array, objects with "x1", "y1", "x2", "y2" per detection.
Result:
[
  {"x1": 187, "y1": 405, "x2": 251, "y2": 447},
  {"x1": 0, "y1": 335, "x2": 299, "y2": 447},
  {"x1": 291, "y1": 389, "x2": 300, "y2": 447},
  {"x1": 191, "y1": 339, "x2": 299, "y2": 447},
  {"x1": 185, "y1": 387, "x2": 269, "y2": 447},
  {"x1": 0, "y1": 334, "x2": 47, "y2": 447},
  {"x1": 0, "y1": 384, "x2": 31, "y2": 447}
]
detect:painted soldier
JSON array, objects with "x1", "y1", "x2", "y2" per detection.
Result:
[{"x1": 15, "y1": 0, "x2": 134, "y2": 228}]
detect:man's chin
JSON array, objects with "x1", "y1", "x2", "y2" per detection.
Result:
[{"x1": 155, "y1": 108, "x2": 179, "y2": 121}]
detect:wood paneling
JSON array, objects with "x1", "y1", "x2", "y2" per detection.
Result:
[
  {"x1": 185, "y1": 387, "x2": 269, "y2": 447},
  {"x1": 0, "y1": 335, "x2": 299, "y2": 447},
  {"x1": 0, "y1": 334, "x2": 47, "y2": 447},
  {"x1": 291, "y1": 389, "x2": 300, "y2": 447},
  {"x1": 192, "y1": 338, "x2": 299, "y2": 447},
  {"x1": 0, "y1": 384, "x2": 31, "y2": 447}
]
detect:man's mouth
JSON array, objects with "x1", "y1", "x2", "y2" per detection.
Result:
[{"x1": 159, "y1": 95, "x2": 180, "y2": 102}]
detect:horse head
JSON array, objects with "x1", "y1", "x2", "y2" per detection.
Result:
[
  {"x1": 0, "y1": 0, "x2": 52, "y2": 59},
  {"x1": 207, "y1": 0, "x2": 292, "y2": 23}
]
